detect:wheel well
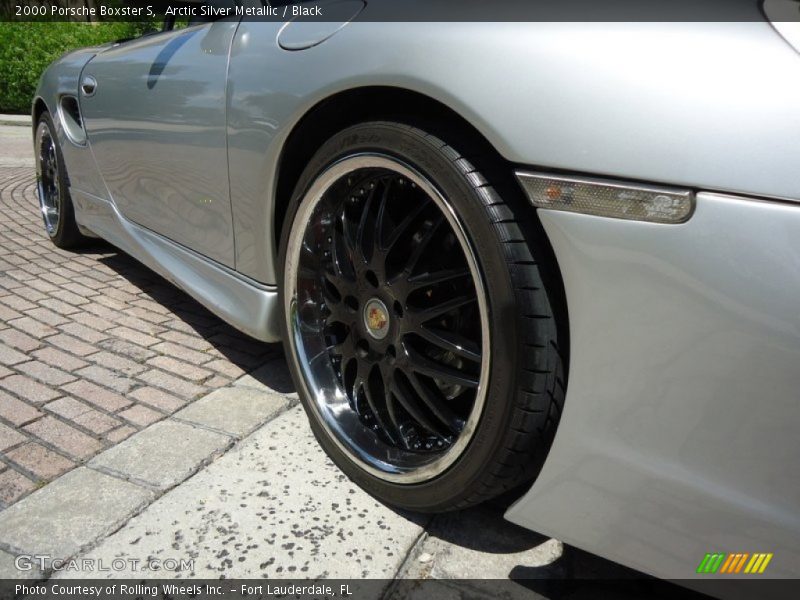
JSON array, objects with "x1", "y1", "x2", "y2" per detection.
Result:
[
  {"x1": 273, "y1": 86, "x2": 504, "y2": 251},
  {"x1": 32, "y1": 98, "x2": 48, "y2": 134},
  {"x1": 273, "y1": 85, "x2": 570, "y2": 379}
]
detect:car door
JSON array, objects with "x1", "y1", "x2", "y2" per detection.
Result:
[{"x1": 80, "y1": 17, "x2": 240, "y2": 268}]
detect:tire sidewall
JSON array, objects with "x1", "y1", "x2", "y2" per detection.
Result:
[{"x1": 278, "y1": 123, "x2": 522, "y2": 511}]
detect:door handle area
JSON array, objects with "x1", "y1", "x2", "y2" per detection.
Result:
[{"x1": 81, "y1": 76, "x2": 97, "y2": 97}]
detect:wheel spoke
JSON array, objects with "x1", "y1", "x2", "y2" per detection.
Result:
[
  {"x1": 297, "y1": 265, "x2": 319, "y2": 281},
  {"x1": 403, "y1": 214, "x2": 444, "y2": 276},
  {"x1": 356, "y1": 186, "x2": 376, "y2": 262},
  {"x1": 324, "y1": 299, "x2": 352, "y2": 327},
  {"x1": 351, "y1": 371, "x2": 366, "y2": 413},
  {"x1": 409, "y1": 294, "x2": 477, "y2": 324},
  {"x1": 327, "y1": 333, "x2": 354, "y2": 361},
  {"x1": 341, "y1": 211, "x2": 360, "y2": 266},
  {"x1": 300, "y1": 237, "x2": 319, "y2": 259},
  {"x1": 375, "y1": 178, "x2": 392, "y2": 249},
  {"x1": 405, "y1": 345, "x2": 479, "y2": 389},
  {"x1": 331, "y1": 219, "x2": 355, "y2": 281},
  {"x1": 322, "y1": 271, "x2": 341, "y2": 293},
  {"x1": 391, "y1": 374, "x2": 450, "y2": 438},
  {"x1": 382, "y1": 200, "x2": 430, "y2": 251},
  {"x1": 363, "y1": 373, "x2": 402, "y2": 445},
  {"x1": 407, "y1": 267, "x2": 471, "y2": 290},
  {"x1": 323, "y1": 270, "x2": 357, "y2": 304},
  {"x1": 416, "y1": 326, "x2": 481, "y2": 363},
  {"x1": 406, "y1": 373, "x2": 463, "y2": 435},
  {"x1": 383, "y1": 379, "x2": 407, "y2": 448}
]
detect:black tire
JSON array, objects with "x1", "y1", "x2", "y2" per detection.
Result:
[
  {"x1": 278, "y1": 121, "x2": 566, "y2": 512},
  {"x1": 35, "y1": 111, "x2": 87, "y2": 249}
]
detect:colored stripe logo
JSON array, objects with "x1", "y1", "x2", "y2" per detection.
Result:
[{"x1": 696, "y1": 552, "x2": 773, "y2": 574}]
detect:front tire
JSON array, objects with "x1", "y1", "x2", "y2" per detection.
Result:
[
  {"x1": 35, "y1": 111, "x2": 87, "y2": 249},
  {"x1": 279, "y1": 122, "x2": 565, "y2": 511}
]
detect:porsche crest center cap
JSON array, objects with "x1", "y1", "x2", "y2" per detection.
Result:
[{"x1": 364, "y1": 298, "x2": 390, "y2": 340}]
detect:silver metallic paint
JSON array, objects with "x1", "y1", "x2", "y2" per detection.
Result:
[
  {"x1": 34, "y1": 33, "x2": 283, "y2": 342},
  {"x1": 506, "y1": 193, "x2": 800, "y2": 578},
  {"x1": 79, "y1": 22, "x2": 239, "y2": 267},
  {"x1": 227, "y1": 19, "x2": 800, "y2": 285}
]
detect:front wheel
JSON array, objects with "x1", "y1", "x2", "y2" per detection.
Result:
[{"x1": 279, "y1": 122, "x2": 565, "y2": 511}]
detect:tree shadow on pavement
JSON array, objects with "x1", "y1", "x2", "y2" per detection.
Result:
[
  {"x1": 425, "y1": 502, "x2": 551, "y2": 554},
  {"x1": 511, "y1": 545, "x2": 715, "y2": 600},
  {"x1": 88, "y1": 242, "x2": 294, "y2": 393},
  {"x1": 410, "y1": 498, "x2": 716, "y2": 599}
]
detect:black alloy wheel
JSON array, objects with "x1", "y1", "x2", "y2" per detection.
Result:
[{"x1": 280, "y1": 122, "x2": 566, "y2": 511}]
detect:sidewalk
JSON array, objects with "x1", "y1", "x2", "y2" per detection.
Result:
[
  {"x1": 1, "y1": 399, "x2": 564, "y2": 588},
  {"x1": 0, "y1": 115, "x2": 29, "y2": 128}
]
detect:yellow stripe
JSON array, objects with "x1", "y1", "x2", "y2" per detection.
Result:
[
  {"x1": 752, "y1": 554, "x2": 766, "y2": 573},
  {"x1": 735, "y1": 553, "x2": 749, "y2": 573},
  {"x1": 720, "y1": 553, "x2": 736, "y2": 574},
  {"x1": 745, "y1": 554, "x2": 762, "y2": 574},
  {"x1": 744, "y1": 554, "x2": 757, "y2": 573},
  {"x1": 758, "y1": 553, "x2": 774, "y2": 574}
]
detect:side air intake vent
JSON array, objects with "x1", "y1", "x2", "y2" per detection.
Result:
[{"x1": 58, "y1": 95, "x2": 86, "y2": 146}]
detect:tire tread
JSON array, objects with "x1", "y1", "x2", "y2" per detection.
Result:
[{"x1": 404, "y1": 124, "x2": 566, "y2": 510}]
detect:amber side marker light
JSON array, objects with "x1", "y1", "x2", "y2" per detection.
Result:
[{"x1": 516, "y1": 171, "x2": 695, "y2": 224}]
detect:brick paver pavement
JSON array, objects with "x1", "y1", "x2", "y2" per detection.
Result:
[{"x1": 0, "y1": 166, "x2": 281, "y2": 508}]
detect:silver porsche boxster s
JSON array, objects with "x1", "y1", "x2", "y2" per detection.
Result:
[{"x1": 32, "y1": 0, "x2": 800, "y2": 583}]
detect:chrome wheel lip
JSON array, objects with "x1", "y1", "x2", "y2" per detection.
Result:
[
  {"x1": 35, "y1": 121, "x2": 61, "y2": 237},
  {"x1": 284, "y1": 153, "x2": 491, "y2": 484}
]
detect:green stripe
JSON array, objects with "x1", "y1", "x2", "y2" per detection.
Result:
[
  {"x1": 708, "y1": 553, "x2": 726, "y2": 574},
  {"x1": 696, "y1": 554, "x2": 713, "y2": 573}
]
